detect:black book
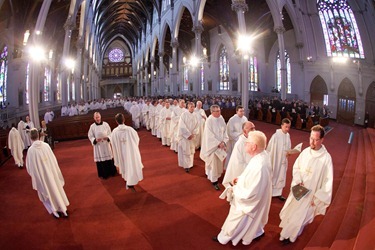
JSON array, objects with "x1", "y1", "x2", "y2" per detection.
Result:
[{"x1": 292, "y1": 184, "x2": 310, "y2": 201}]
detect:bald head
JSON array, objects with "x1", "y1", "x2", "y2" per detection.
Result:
[{"x1": 242, "y1": 121, "x2": 256, "y2": 137}]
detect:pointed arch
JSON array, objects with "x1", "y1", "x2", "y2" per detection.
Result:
[
  {"x1": 310, "y1": 75, "x2": 328, "y2": 107},
  {"x1": 337, "y1": 78, "x2": 356, "y2": 125}
]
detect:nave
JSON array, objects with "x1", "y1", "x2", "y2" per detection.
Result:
[{"x1": 0, "y1": 120, "x2": 368, "y2": 249}]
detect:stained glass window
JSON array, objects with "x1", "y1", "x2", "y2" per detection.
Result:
[
  {"x1": 201, "y1": 63, "x2": 204, "y2": 91},
  {"x1": 0, "y1": 46, "x2": 8, "y2": 103},
  {"x1": 108, "y1": 48, "x2": 124, "y2": 62},
  {"x1": 183, "y1": 66, "x2": 189, "y2": 91},
  {"x1": 26, "y1": 63, "x2": 29, "y2": 104},
  {"x1": 44, "y1": 67, "x2": 51, "y2": 101},
  {"x1": 248, "y1": 56, "x2": 258, "y2": 91},
  {"x1": 317, "y1": 0, "x2": 365, "y2": 58},
  {"x1": 276, "y1": 50, "x2": 291, "y2": 94},
  {"x1": 219, "y1": 46, "x2": 230, "y2": 91}
]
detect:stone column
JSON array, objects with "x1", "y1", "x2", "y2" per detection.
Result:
[
  {"x1": 192, "y1": 24, "x2": 203, "y2": 97},
  {"x1": 74, "y1": 39, "x2": 83, "y2": 102},
  {"x1": 171, "y1": 40, "x2": 179, "y2": 96},
  {"x1": 275, "y1": 25, "x2": 287, "y2": 100},
  {"x1": 158, "y1": 51, "x2": 165, "y2": 95},
  {"x1": 61, "y1": 17, "x2": 75, "y2": 106},
  {"x1": 232, "y1": 0, "x2": 249, "y2": 114},
  {"x1": 150, "y1": 57, "x2": 155, "y2": 96},
  {"x1": 144, "y1": 64, "x2": 149, "y2": 96},
  {"x1": 83, "y1": 51, "x2": 89, "y2": 101}
]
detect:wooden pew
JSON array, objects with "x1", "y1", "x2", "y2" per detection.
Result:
[{"x1": 48, "y1": 108, "x2": 132, "y2": 141}]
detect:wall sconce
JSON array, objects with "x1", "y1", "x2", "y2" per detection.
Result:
[
  {"x1": 49, "y1": 49, "x2": 53, "y2": 60},
  {"x1": 170, "y1": 63, "x2": 173, "y2": 69}
]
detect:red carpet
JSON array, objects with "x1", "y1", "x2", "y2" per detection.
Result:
[{"x1": 0, "y1": 120, "x2": 368, "y2": 249}]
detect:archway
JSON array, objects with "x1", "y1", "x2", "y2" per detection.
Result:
[
  {"x1": 337, "y1": 78, "x2": 356, "y2": 125},
  {"x1": 310, "y1": 75, "x2": 328, "y2": 107},
  {"x1": 365, "y1": 81, "x2": 375, "y2": 128}
]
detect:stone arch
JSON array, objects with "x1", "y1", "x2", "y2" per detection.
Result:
[
  {"x1": 337, "y1": 78, "x2": 356, "y2": 125},
  {"x1": 173, "y1": 2, "x2": 194, "y2": 40},
  {"x1": 310, "y1": 75, "x2": 328, "y2": 107},
  {"x1": 365, "y1": 81, "x2": 375, "y2": 128}
]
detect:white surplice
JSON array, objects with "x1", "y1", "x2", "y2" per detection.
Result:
[
  {"x1": 222, "y1": 134, "x2": 252, "y2": 188},
  {"x1": 193, "y1": 107, "x2": 207, "y2": 149},
  {"x1": 279, "y1": 145, "x2": 333, "y2": 242},
  {"x1": 160, "y1": 107, "x2": 172, "y2": 146},
  {"x1": 200, "y1": 115, "x2": 228, "y2": 182},
  {"x1": 110, "y1": 124, "x2": 144, "y2": 186},
  {"x1": 26, "y1": 140, "x2": 69, "y2": 215},
  {"x1": 177, "y1": 111, "x2": 199, "y2": 169},
  {"x1": 266, "y1": 128, "x2": 291, "y2": 196},
  {"x1": 8, "y1": 127, "x2": 25, "y2": 167},
  {"x1": 217, "y1": 151, "x2": 272, "y2": 246},
  {"x1": 225, "y1": 114, "x2": 248, "y2": 169},
  {"x1": 88, "y1": 121, "x2": 113, "y2": 162}
]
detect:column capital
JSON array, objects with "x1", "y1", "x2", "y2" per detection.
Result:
[
  {"x1": 64, "y1": 16, "x2": 75, "y2": 31},
  {"x1": 274, "y1": 26, "x2": 285, "y2": 34},
  {"x1": 171, "y1": 40, "x2": 179, "y2": 48},
  {"x1": 150, "y1": 57, "x2": 155, "y2": 63},
  {"x1": 231, "y1": 0, "x2": 248, "y2": 13},
  {"x1": 158, "y1": 51, "x2": 164, "y2": 58},
  {"x1": 192, "y1": 22, "x2": 204, "y2": 35}
]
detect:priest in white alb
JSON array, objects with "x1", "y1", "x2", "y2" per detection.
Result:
[
  {"x1": 214, "y1": 130, "x2": 272, "y2": 246},
  {"x1": 224, "y1": 105, "x2": 248, "y2": 169},
  {"x1": 26, "y1": 129, "x2": 69, "y2": 218},
  {"x1": 193, "y1": 100, "x2": 207, "y2": 149},
  {"x1": 177, "y1": 102, "x2": 199, "y2": 173},
  {"x1": 266, "y1": 118, "x2": 292, "y2": 201},
  {"x1": 200, "y1": 105, "x2": 228, "y2": 190},
  {"x1": 222, "y1": 121, "x2": 255, "y2": 188},
  {"x1": 169, "y1": 99, "x2": 186, "y2": 152},
  {"x1": 110, "y1": 113, "x2": 144, "y2": 191},
  {"x1": 160, "y1": 101, "x2": 172, "y2": 146},
  {"x1": 8, "y1": 125, "x2": 25, "y2": 168},
  {"x1": 279, "y1": 125, "x2": 333, "y2": 243}
]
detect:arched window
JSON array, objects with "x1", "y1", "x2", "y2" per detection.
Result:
[
  {"x1": 219, "y1": 45, "x2": 230, "y2": 91},
  {"x1": 183, "y1": 66, "x2": 189, "y2": 91},
  {"x1": 201, "y1": 63, "x2": 204, "y2": 91},
  {"x1": 276, "y1": 50, "x2": 291, "y2": 94},
  {"x1": 26, "y1": 63, "x2": 30, "y2": 104},
  {"x1": 248, "y1": 56, "x2": 258, "y2": 91},
  {"x1": 0, "y1": 46, "x2": 8, "y2": 102},
  {"x1": 44, "y1": 67, "x2": 51, "y2": 101},
  {"x1": 108, "y1": 48, "x2": 124, "y2": 62},
  {"x1": 317, "y1": 0, "x2": 364, "y2": 58}
]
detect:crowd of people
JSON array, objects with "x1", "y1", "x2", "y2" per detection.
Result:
[{"x1": 6, "y1": 94, "x2": 334, "y2": 246}]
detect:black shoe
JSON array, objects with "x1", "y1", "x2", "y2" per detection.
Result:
[
  {"x1": 278, "y1": 196, "x2": 286, "y2": 201},
  {"x1": 213, "y1": 184, "x2": 220, "y2": 191},
  {"x1": 128, "y1": 185, "x2": 136, "y2": 192},
  {"x1": 253, "y1": 232, "x2": 265, "y2": 241},
  {"x1": 282, "y1": 239, "x2": 291, "y2": 245},
  {"x1": 185, "y1": 168, "x2": 189, "y2": 173},
  {"x1": 212, "y1": 236, "x2": 219, "y2": 243}
]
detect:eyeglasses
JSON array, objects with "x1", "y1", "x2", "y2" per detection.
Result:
[{"x1": 249, "y1": 127, "x2": 256, "y2": 131}]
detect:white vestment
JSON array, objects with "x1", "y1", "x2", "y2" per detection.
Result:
[
  {"x1": 149, "y1": 105, "x2": 157, "y2": 136},
  {"x1": 266, "y1": 129, "x2": 291, "y2": 196},
  {"x1": 193, "y1": 107, "x2": 207, "y2": 149},
  {"x1": 279, "y1": 145, "x2": 333, "y2": 241},
  {"x1": 26, "y1": 140, "x2": 69, "y2": 215},
  {"x1": 155, "y1": 104, "x2": 163, "y2": 138},
  {"x1": 200, "y1": 115, "x2": 228, "y2": 182},
  {"x1": 169, "y1": 106, "x2": 186, "y2": 152},
  {"x1": 8, "y1": 127, "x2": 24, "y2": 167},
  {"x1": 160, "y1": 107, "x2": 172, "y2": 146},
  {"x1": 88, "y1": 121, "x2": 113, "y2": 162},
  {"x1": 129, "y1": 102, "x2": 141, "y2": 129},
  {"x1": 225, "y1": 114, "x2": 248, "y2": 169},
  {"x1": 17, "y1": 120, "x2": 26, "y2": 149},
  {"x1": 23, "y1": 121, "x2": 35, "y2": 148},
  {"x1": 142, "y1": 104, "x2": 150, "y2": 130},
  {"x1": 218, "y1": 151, "x2": 272, "y2": 246},
  {"x1": 177, "y1": 111, "x2": 199, "y2": 169},
  {"x1": 110, "y1": 124, "x2": 144, "y2": 186},
  {"x1": 222, "y1": 134, "x2": 252, "y2": 188}
]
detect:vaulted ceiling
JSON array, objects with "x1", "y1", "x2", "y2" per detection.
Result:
[{"x1": 0, "y1": 0, "x2": 293, "y2": 62}]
